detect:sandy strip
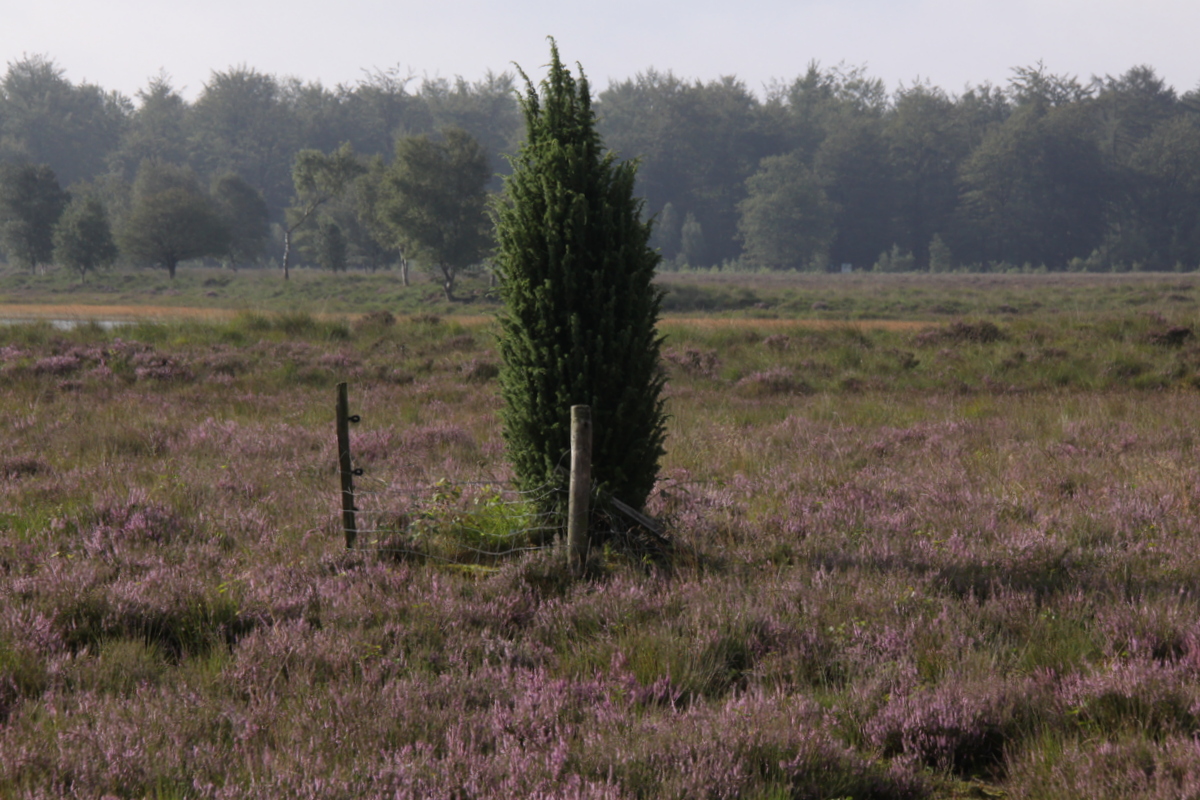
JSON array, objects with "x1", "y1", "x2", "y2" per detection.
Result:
[
  {"x1": 659, "y1": 317, "x2": 935, "y2": 331},
  {"x1": 416, "y1": 315, "x2": 938, "y2": 331},
  {"x1": 0, "y1": 304, "x2": 243, "y2": 322}
]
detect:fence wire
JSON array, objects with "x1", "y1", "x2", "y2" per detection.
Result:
[
  {"x1": 342, "y1": 475, "x2": 566, "y2": 565},
  {"x1": 333, "y1": 384, "x2": 689, "y2": 567}
]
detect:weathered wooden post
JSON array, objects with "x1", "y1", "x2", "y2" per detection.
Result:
[
  {"x1": 567, "y1": 404, "x2": 592, "y2": 573},
  {"x1": 336, "y1": 382, "x2": 358, "y2": 548}
]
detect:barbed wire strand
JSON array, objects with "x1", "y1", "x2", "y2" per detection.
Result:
[
  {"x1": 340, "y1": 463, "x2": 708, "y2": 564},
  {"x1": 338, "y1": 471, "x2": 571, "y2": 562}
]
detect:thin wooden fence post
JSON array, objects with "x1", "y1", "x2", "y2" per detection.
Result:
[
  {"x1": 336, "y1": 382, "x2": 358, "y2": 548},
  {"x1": 567, "y1": 405, "x2": 592, "y2": 574}
]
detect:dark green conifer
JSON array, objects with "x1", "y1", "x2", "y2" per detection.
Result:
[{"x1": 494, "y1": 42, "x2": 666, "y2": 512}]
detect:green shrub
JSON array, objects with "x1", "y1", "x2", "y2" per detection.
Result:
[{"x1": 494, "y1": 42, "x2": 666, "y2": 512}]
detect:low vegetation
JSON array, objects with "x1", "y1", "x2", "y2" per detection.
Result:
[
  {"x1": 4, "y1": 264, "x2": 1200, "y2": 321},
  {"x1": 3, "y1": 274, "x2": 1200, "y2": 797}
]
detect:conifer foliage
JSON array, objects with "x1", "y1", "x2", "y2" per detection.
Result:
[{"x1": 494, "y1": 42, "x2": 666, "y2": 513}]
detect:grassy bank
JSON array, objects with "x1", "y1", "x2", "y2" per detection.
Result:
[{"x1": 3, "y1": 296, "x2": 1200, "y2": 797}]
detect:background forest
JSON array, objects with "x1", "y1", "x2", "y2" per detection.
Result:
[{"x1": 2, "y1": 55, "x2": 1200, "y2": 277}]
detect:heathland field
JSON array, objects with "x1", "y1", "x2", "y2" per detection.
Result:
[{"x1": 5, "y1": 271, "x2": 1200, "y2": 798}]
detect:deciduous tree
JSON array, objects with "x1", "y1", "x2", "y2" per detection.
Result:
[
  {"x1": 109, "y1": 72, "x2": 189, "y2": 177},
  {"x1": 282, "y1": 142, "x2": 364, "y2": 279},
  {"x1": 52, "y1": 194, "x2": 117, "y2": 281},
  {"x1": 423, "y1": 71, "x2": 522, "y2": 186},
  {"x1": 346, "y1": 157, "x2": 403, "y2": 275},
  {"x1": 1112, "y1": 117, "x2": 1200, "y2": 269},
  {"x1": 118, "y1": 160, "x2": 228, "y2": 278},
  {"x1": 815, "y1": 112, "x2": 896, "y2": 268},
  {"x1": 0, "y1": 55, "x2": 128, "y2": 186},
  {"x1": 314, "y1": 219, "x2": 348, "y2": 272},
  {"x1": 212, "y1": 172, "x2": 269, "y2": 267},
  {"x1": 738, "y1": 151, "x2": 835, "y2": 270},
  {"x1": 598, "y1": 71, "x2": 770, "y2": 265},
  {"x1": 0, "y1": 162, "x2": 69, "y2": 272},
  {"x1": 312, "y1": 158, "x2": 399, "y2": 274},
  {"x1": 957, "y1": 103, "x2": 1107, "y2": 267},
  {"x1": 378, "y1": 127, "x2": 491, "y2": 300},
  {"x1": 885, "y1": 84, "x2": 970, "y2": 268},
  {"x1": 190, "y1": 67, "x2": 296, "y2": 213}
]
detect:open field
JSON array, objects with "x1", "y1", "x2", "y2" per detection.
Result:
[
  {"x1": 3, "y1": 264, "x2": 1200, "y2": 321},
  {"x1": 4, "y1": 275, "x2": 1200, "y2": 797}
]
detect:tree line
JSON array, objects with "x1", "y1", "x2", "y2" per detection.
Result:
[
  {"x1": 611, "y1": 63, "x2": 1200, "y2": 273},
  {"x1": 1, "y1": 54, "x2": 1199, "y2": 277}
]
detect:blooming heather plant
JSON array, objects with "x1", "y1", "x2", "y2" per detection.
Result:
[{"x1": 4, "y1": 289, "x2": 1200, "y2": 797}]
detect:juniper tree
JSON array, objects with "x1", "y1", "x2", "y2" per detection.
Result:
[{"x1": 494, "y1": 42, "x2": 666, "y2": 513}]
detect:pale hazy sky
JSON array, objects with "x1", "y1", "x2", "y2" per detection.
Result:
[{"x1": 4, "y1": 0, "x2": 1198, "y2": 102}]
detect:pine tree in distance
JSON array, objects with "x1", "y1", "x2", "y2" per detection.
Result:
[{"x1": 494, "y1": 40, "x2": 666, "y2": 515}]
